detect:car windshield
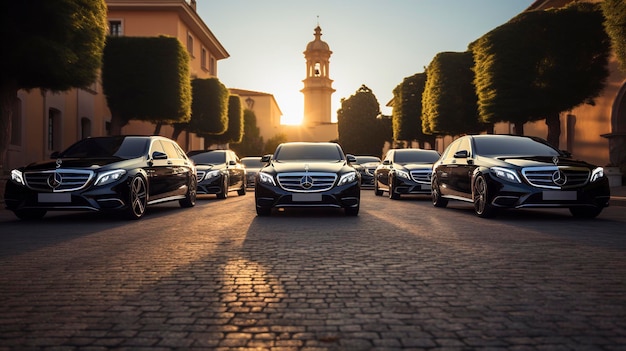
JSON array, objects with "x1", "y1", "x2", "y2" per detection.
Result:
[
  {"x1": 190, "y1": 151, "x2": 226, "y2": 165},
  {"x1": 59, "y1": 136, "x2": 149, "y2": 159},
  {"x1": 275, "y1": 144, "x2": 344, "y2": 162},
  {"x1": 474, "y1": 136, "x2": 561, "y2": 157},
  {"x1": 395, "y1": 150, "x2": 440, "y2": 164},
  {"x1": 354, "y1": 156, "x2": 380, "y2": 164},
  {"x1": 241, "y1": 158, "x2": 262, "y2": 168}
]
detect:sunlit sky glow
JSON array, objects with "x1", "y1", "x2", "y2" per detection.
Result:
[{"x1": 197, "y1": 0, "x2": 535, "y2": 125}]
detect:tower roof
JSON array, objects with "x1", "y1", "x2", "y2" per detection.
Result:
[{"x1": 305, "y1": 26, "x2": 330, "y2": 52}]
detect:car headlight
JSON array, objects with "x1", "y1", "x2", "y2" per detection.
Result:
[
  {"x1": 203, "y1": 170, "x2": 221, "y2": 181},
  {"x1": 338, "y1": 171, "x2": 357, "y2": 186},
  {"x1": 258, "y1": 172, "x2": 276, "y2": 186},
  {"x1": 491, "y1": 167, "x2": 521, "y2": 183},
  {"x1": 395, "y1": 169, "x2": 410, "y2": 180},
  {"x1": 590, "y1": 167, "x2": 604, "y2": 182},
  {"x1": 10, "y1": 169, "x2": 26, "y2": 186},
  {"x1": 94, "y1": 169, "x2": 126, "y2": 186}
]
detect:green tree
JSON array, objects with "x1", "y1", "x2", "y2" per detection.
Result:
[
  {"x1": 602, "y1": 0, "x2": 626, "y2": 72},
  {"x1": 422, "y1": 51, "x2": 484, "y2": 137},
  {"x1": 102, "y1": 36, "x2": 191, "y2": 135},
  {"x1": 337, "y1": 85, "x2": 384, "y2": 155},
  {"x1": 264, "y1": 133, "x2": 288, "y2": 154},
  {"x1": 230, "y1": 109, "x2": 264, "y2": 157},
  {"x1": 0, "y1": 0, "x2": 107, "y2": 170},
  {"x1": 472, "y1": 3, "x2": 610, "y2": 145},
  {"x1": 205, "y1": 94, "x2": 244, "y2": 146},
  {"x1": 391, "y1": 73, "x2": 433, "y2": 148},
  {"x1": 189, "y1": 78, "x2": 229, "y2": 139}
]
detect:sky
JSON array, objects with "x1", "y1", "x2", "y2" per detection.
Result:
[{"x1": 196, "y1": 0, "x2": 535, "y2": 125}]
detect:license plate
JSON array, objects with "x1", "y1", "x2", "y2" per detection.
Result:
[
  {"x1": 420, "y1": 184, "x2": 430, "y2": 190},
  {"x1": 542, "y1": 191, "x2": 576, "y2": 201},
  {"x1": 292, "y1": 193, "x2": 322, "y2": 202},
  {"x1": 38, "y1": 193, "x2": 71, "y2": 203}
]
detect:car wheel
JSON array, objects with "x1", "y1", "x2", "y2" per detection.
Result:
[
  {"x1": 125, "y1": 175, "x2": 148, "y2": 220},
  {"x1": 389, "y1": 177, "x2": 400, "y2": 200},
  {"x1": 217, "y1": 176, "x2": 228, "y2": 199},
  {"x1": 237, "y1": 181, "x2": 246, "y2": 196},
  {"x1": 345, "y1": 205, "x2": 359, "y2": 216},
  {"x1": 374, "y1": 179, "x2": 383, "y2": 196},
  {"x1": 472, "y1": 175, "x2": 496, "y2": 218},
  {"x1": 256, "y1": 206, "x2": 271, "y2": 216},
  {"x1": 179, "y1": 175, "x2": 197, "y2": 208},
  {"x1": 569, "y1": 206, "x2": 603, "y2": 219},
  {"x1": 14, "y1": 209, "x2": 47, "y2": 220},
  {"x1": 431, "y1": 177, "x2": 448, "y2": 208}
]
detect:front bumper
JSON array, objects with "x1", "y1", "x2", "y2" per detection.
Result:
[
  {"x1": 393, "y1": 177, "x2": 432, "y2": 195},
  {"x1": 255, "y1": 181, "x2": 360, "y2": 210},
  {"x1": 197, "y1": 175, "x2": 224, "y2": 195}
]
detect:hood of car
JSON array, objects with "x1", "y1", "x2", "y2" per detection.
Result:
[
  {"x1": 195, "y1": 163, "x2": 226, "y2": 171},
  {"x1": 20, "y1": 157, "x2": 134, "y2": 171},
  {"x1": 401, "y1": 163, "x2": 435, "y2": 170},
  {"x1": 269, "y1": 161, "x2": 348, "y2": 174},
  {"x1": 493, "y1": 156, "x2": 594, "y2": 169}
]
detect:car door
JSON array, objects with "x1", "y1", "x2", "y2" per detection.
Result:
[
  {"x1": 161, "y1": 140, "x2": 193, "y2": 197},
  {"x1": 227, "y1": 151, "x2": 245, "y2": 190},
  {"x1": 375, "y1": 150, "x2": 393, "y2": 190},
  {"x1": 146, "y1": 140, "x2": 172, "y2": 200},
  {"x1": 447, "y1": 137, "x2": 474, "y2": 199}
]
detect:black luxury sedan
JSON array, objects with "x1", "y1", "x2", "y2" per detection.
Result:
[
  {"x1": 241, "y1": 156, "x2": 264, "y2": 188},
  {"x1": 5, "y1": 135, "x2": 197, "y2": 220},
  {"x1": 374, "y1": 148, "x2": 441, "y2": 199},
  {"x1": 188, "y1": 149, "x2": 246, "y2": 199},
  {"x1": 431, "y1": 134, "x2": 610, "y2": 218},
  {"x1": 351, "y1": 155, "x2": 381, "y2": 188},
  {"x1": 254, "y1": 142, "x2": 361, "y2": 216}
]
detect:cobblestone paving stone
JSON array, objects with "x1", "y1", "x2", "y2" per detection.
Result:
[{"x1": 0, "y1": 192, "x2": 625, "y2": 350}]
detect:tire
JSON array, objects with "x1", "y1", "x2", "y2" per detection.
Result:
[
  {"x1": 473, "y1": 175, "x2": 497, "y2": 218},
  {"x1": 125, "y1": 175, "x2": 148, "y2": 220},
  {"x1": 14, "y1": 209, "x2": 47, "y2": 220},
  {"x1": 345, "y1": 205, "x2": 359, "y2": 216},
  {"x1": 569, "y1": 206, "x2": 603, "y2": 219},
  {"x1": 237, "y1": 181, "x2": 246, "y2": 196},
  {"x1": 374, "y1": 179, "x2": 383, "y2": 196},
  {"x1": 217, "y1": 176, "x2": 228, "y2": 199},
  {"x1": 431, "y1": 177, "x2": 448, "y2": 208},
  {"x1": 256, "y1": 206, "x2": 271, "y2": 216},
  {"x1": 179, "y1": 175, "x2": 197, "y2": 208},
  {"x1": 389, "y1": 177, "x2": 400, "y2": 200}
]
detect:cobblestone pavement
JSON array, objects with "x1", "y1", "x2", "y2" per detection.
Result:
[{"x1": 0, "y1": 191, "x2": 625, "y2": 351}]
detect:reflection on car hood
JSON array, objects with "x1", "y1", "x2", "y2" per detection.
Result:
[
  {"x1": 19, "y1": 157, "x2": 134, "y2": 171},
  {"x1": 269, "y1": 161, "x2": 347, "y2": 173},
  {"x1": 402, "y1": 163, "x2": 435, "y2": 170},
  {"x1": 495, "y1": 156, "x2": 594, "y2": 169}
]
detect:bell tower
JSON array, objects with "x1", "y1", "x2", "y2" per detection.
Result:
[{"x1": 301, "y1": 25, "x2": 335, "y2": 126}]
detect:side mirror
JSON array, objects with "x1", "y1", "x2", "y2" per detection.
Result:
[
  {"x1": 382, "y1": 159, "x2": 392, "y2": 165},
  {"x1": 152, "y1": 151, "x2": 168, "y2": 160},
  {"x1": 228, "y1": 160, "x2": 236, "y2": 166},
  {"x1": 261, "y1": 154, "x2": 272, "y2": 163},
  {"x1": 454, "y1": 150, "x2": 469, "y2": 158},
  {"x1": 346, "y1": 154, "x2": 357, "y2": 163}
]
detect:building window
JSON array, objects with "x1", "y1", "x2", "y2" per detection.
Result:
[
  {"x1": 187, "y1": 33, "x2": 194, "y2": 56},
  {"x1": 10, "y1": 98, "x2": 22, "y2": 146},
  {"x1": 109, "y1": 20, "x2": 123, "y2": 36},
  {"x1": 209, "y1": 57, "x2": 216, "y2": 75},
  {"x1": 201, "y1": 47, "x2": 207, "y2": 70},
  {"x1": 81, "y1": 117, "x2": 92, "y2": 139},
  {"x1": 48, "y1": 108, "x2": 62, "y2": 151}
]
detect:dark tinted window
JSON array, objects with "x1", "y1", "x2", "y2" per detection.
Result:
[
  {"x1": 394, "y1": 150, "x2": 440, "y2": 164},
  {"x1": 275, "y1": 143, "x2": 344, "y2": 161},
  {"x1": 190, "y1": 151, "x2": 226, "y2": 164},
  {"x1": 473, "y1": 136, "x2": 560, "y2": 157},
  {"x1": 60, "y1": 137, "x2": 149, "y2": 159},
  {"x1": 241, "y1": 157, "x2": 262, "y2": 168},
  {"x1": 354, "y1": 156, "x2": 380, "y2": 164}
]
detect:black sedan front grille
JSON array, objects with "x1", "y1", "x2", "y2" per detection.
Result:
[
  {"x1": 277, "y1": 172, "x2": 337, "y2": 192},
  {"x1": 522, "y1": 166, "x2": 590, "y2": 189},
  {"x1": 24, "y1": 170, "x2": 94, "y2": 192},
  {"x1": 410, "y1": 170, "x2": 432, "y2": 183}
]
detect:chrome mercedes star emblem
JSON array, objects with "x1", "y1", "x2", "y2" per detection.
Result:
[
  {"x1": 551, "y1": 169, "x2": 567, "y2": 186},
  {"x1": 47, "y1": 172, "x2": 63, "y2": 189},
  {"x1": 300, "y1": 175, "x2": 314, "y2": 189},
  {"x1": 552, "y1": 156, "x2": 559, "y2": 165},
  {"x1": 56, "y1": 159, "x2": 63, "y2": 168}
]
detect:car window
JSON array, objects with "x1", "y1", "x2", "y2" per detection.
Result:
[
  {"x1": 394, "y1": 151, "x2": 440, "y2": 164},
  {"x1": 474, "y1": 136, "x2": 560, "y2": 157},
  {"x1": 60, "y1": 137, "x2": 149, "y2": 159},
  {"x1": 242, "y1": 158, "x2": 262, "y2": 167},
  {"x1": 355, "y1": 156, "x2": 380, "y2": 164},
  {"x1": 190, "y1": 151, "x2": 226, "y2": 164},
  {"x1": 160, "y1": 140, "x2": 182, "y2": 159},
  {"x1": 275, "y1": 144, "x2": 344, "y2": 161},
  {"x1": 149, "y1": 140, "x2": 167, "y2": 157}
]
